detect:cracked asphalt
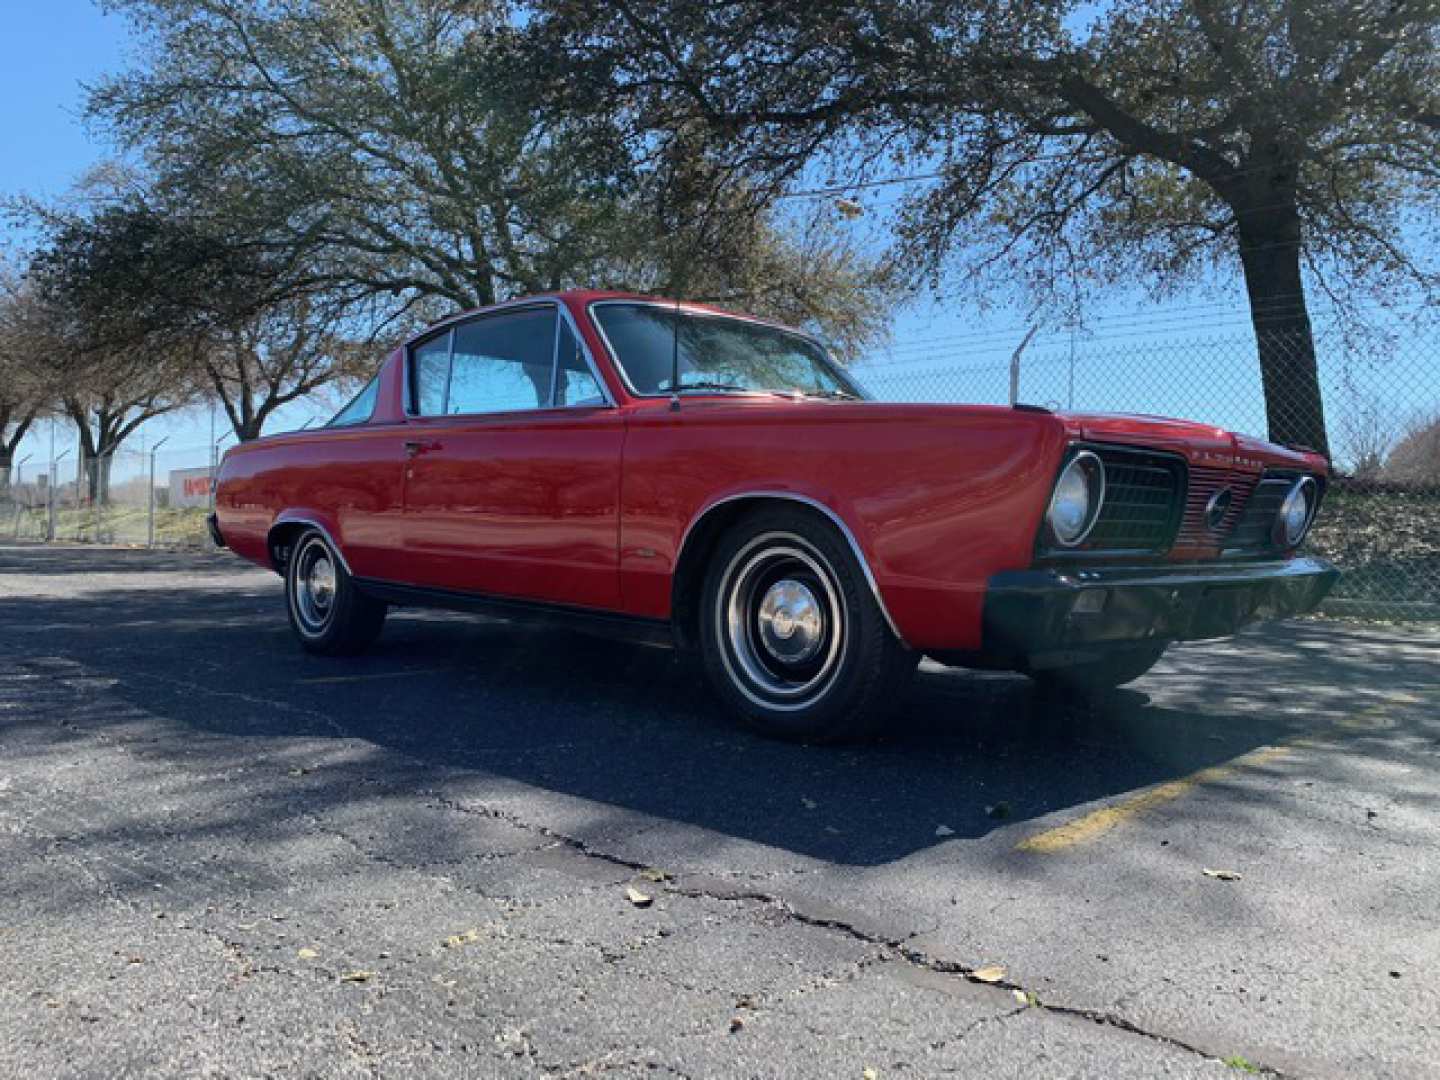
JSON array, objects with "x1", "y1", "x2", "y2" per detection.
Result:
[{"x1": 2, "y1": 542, "x2": 1438, "y2": 1079}]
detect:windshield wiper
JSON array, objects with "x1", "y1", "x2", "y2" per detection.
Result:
[
  {"x1": 666, "y1": 380, "x2": 754, "y2": 393},
  {"x1": 794, "y1": 388, "x2": 860, "y2": 401}
]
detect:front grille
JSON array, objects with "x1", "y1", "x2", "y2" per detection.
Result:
[
  {"x1": 1225, "y1": 476, "x2": 1294, "y2": 554},
  {"x1": 1076, "y1": 447, "x2": 1184, "y2": 553},
  {"x1": 1177, "y1": 466, "x2": 1258, "y2": 547},
  {"x1": 1041, "y1": 448, "x2": 1320, "y2": 561}
]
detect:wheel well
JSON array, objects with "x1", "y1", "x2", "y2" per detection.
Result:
[
  {"x1": 670, "y1": 497, "x2": 845, "y2": 651},
  {"x1": 266, "y1": 521, "x2": 310, "y2": 575}
]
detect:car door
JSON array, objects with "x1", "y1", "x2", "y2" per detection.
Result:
[{"x1": 400, "y1": 303, "x2": 624, "y2": 610}]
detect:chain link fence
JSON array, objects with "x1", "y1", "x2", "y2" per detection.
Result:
[
  {"x1": 853, "y1": 316, "x2": 1440, "y2": 620},
  {"x1": 2, "y1": 441, "x2": 218, "y2": 551},
  {"x1": 3, "y1": 313, "x2": 1436, "y2": 621}
]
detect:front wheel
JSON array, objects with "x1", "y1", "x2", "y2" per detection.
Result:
[
  {"x1": 284, "y1": 528, "x2": 387, "y2": 656},
  {"x1": 699, "y1": 508, "x2": 917, "y2": 742}
]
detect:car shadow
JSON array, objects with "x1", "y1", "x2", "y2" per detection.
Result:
[{"x1": 1, "y1": 557, "x2": 1373, "y2": 868}]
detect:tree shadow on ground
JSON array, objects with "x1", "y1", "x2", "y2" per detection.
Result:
[{"x1": 8, "y1": 550, "x2": 1429, "y2": 871}]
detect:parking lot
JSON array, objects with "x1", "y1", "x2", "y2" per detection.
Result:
[{"x1": 1, "y1": 541, "x2": 1437, "y2": 1078}]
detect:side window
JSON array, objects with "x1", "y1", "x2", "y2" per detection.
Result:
[
  {"x1": 446, "y1": 308, "x2": 557, "y2": 415},
  {"x1": 328, "y1": 374, "x2": 380, "y2": 427},
  {"x1": 412, "y1": 333, "x2": 451, "y2": 415},
  {"x1": 555, "y1": 318, "x2": 606, "y2": 407}
]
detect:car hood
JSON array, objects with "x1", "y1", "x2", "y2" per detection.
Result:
[{"x1": 1056, "y1": 411, "x2": 1326, "y2": 475}]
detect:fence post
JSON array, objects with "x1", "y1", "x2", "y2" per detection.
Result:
[
  {"x1": 1008, "y1": 325, "x2": 1040, "y2": 406},
  {"x1": 148, "y1": 437, "x2": 169, "y2": 548},
  {"x1": 47, "y1": 423, "x2": 56, "y2": 544},
  {"x1": 49, "y1": 449, "x2": 69, "y2": 544},
  {"x1": 147, "y1": 450, "x2": 156, "y2": 548},
  {"x1": 93, "y1": 453, "x2": 104, "y2": 544}
]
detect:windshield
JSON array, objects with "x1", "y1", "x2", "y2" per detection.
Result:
[{"x1": 591, "y1": 303, "x2": 864, "y2": 399}]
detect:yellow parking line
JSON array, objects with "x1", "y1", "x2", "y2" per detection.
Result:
[
  {"x1": 1016, "y1": 744, "x2": 1296, "y2": 853},
  {"x1": 298, "y1": 669, "x2": 448, "y2": 685},
  {"x1": 1016, "y1": 695, "x2": 1413, "y2": 854}
]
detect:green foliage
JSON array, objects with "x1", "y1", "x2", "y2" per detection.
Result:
[
  {"x1": 88, "y1": 0, "x2": 894, "y2": 352},
  {"x1": 544, "y1": 0, "x2": 1440, "y2": 452}
]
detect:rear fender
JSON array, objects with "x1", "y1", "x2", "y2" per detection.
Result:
[{"x1": 266, "y1": 510, "x2": 351, "y2": 576}]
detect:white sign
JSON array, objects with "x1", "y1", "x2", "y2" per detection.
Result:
[{"x1": 169, "y1": 467, "x2": 215, "y2": 509}]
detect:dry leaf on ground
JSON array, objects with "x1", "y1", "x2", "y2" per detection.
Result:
[
  {"x1": 970, "y1": 964, "x2": 1006, "y2": 984},
  {"x1": 625, "y1": 887, "x2": 653, "y2": 908},
  {"x1": 1202, "y1": 868, "x2": 1243, "y2": 881},
  {"x1": 340, "y1": 970, "x2": 376, "y2": 984}
]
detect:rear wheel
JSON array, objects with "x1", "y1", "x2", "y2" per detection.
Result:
[
  {"x1": 1030, "y1": 644, "x2": 1167, "y2": 695},
  {"x1": 284, "y1": 528, "x2": 387, "y2": 656},
  {"x1": 699, "y1": 508, "x2": 917, "y2": 742}
]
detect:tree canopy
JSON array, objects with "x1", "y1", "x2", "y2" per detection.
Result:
[
  {"x1": 546, "y1": 0, "x2": 1440, "y2": 454},
  {"x1": 87, "y1": 0, "x2": 896, "y2": 356}
]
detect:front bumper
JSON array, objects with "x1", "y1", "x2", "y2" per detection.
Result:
[{"x1": 983, "y1": 557, "x2": 1339, "y2": 666}]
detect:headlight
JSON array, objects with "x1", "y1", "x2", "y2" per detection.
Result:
[
  {"x1": 1274, "y1": 476, "x2": 1317, "y2": 548},
  {"x1": 1047, "y1": 451, "x2": 1105, "y2": 547}
]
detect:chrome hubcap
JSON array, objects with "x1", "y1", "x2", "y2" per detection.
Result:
[
  {"x1": 293, "y1": 538, "x2": 338, "y2": 634},
  {"x1": 306, "y1": 556, "x2": 336, "y2": 613},
  {"x1": 757, "y1": 578, "x2": 824, "y2": 664},
  {"x1": 719, "y1": 537, "x2": 845, "y2": 710}
]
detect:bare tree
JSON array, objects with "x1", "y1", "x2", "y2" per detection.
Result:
[
  {"x1": 1337, "y1": 393, "x2": 1397, "y2": 479},
  {"x1": 61, "y1": 344, "x2": 193, "y2": 504},
  {"x1": 203, "y1": 299, "x2": 376, "y2": 442},
  {"x1": 0, "y1": 270, "x2": 54, "y2": 496},
  {"x1": 1384, "y1": 413, "x2": 1440, "y2": 486}
]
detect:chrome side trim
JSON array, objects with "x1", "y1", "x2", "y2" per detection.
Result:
[
  {"x1": 677, "y1": 491, "x2": 909, "y2": 649},
  {"x1": 267, "y1": 517, "x2": 354, "y2": 578}
]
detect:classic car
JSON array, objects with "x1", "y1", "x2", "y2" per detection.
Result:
[{"x1": 211, "y1": 290, "x2": 1339, "y2": 740}]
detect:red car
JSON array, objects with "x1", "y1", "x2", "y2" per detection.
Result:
[{"x1": 211, "y1": 290, "x2": 1338, "y2": 740}]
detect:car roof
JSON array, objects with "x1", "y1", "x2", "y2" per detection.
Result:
[{"x1": 405, "y1": 289, "x2": 808, "y2": 347}]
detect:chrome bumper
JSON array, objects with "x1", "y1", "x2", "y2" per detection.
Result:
[{"x1": 983, "y1": 557, "x2": 1339, "y2": 666}]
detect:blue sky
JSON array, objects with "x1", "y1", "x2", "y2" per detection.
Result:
[{"x1": 2, "y1": 1, "x2": 1432, "y2": 484}]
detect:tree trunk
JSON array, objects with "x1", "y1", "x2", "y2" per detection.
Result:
[
  {"x1": 0, "y1": 454, "x2": 11, "y2": 500},
  {"x1": 79, "y1": 447, "x2": 116, "y2": 504},
  {"x1": 81, "y1": 449, "x2": 102, "y2": 504},
  {"x1": 1236, "y1": 214, "x2": 1330, "y2": 457}
]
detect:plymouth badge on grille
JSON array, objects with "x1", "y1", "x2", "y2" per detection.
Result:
[{"x1": 1205, "y1": 487, "x2": 1234, "y2": 532}]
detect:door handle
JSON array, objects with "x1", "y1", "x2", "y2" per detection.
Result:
[{"x1": 404, "y1": 440, "x2": 441, "y2": 457}]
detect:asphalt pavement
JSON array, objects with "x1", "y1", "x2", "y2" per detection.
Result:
[{"x1": 1, "y1": 542, "x2": 1437, "y2": 1079}]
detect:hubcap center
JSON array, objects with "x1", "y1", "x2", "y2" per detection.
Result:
[
  {"x1": 757, "y1": 579, "x2": 823, "y2": 664},
  {"x1": 307, "y1": 557, "x2": 335, "y2": 611}
]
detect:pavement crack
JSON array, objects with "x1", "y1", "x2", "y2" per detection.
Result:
[
  {"x1": 658, "y1": 874, "x2": 1296, "y2": 1079},
  {"x1": 424, "y1": 792, "x2": 654, "y2": 874}
]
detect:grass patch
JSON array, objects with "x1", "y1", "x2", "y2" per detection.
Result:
[{"x1": 4, "y1": 505, "x2": 211, "y2": 549}]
